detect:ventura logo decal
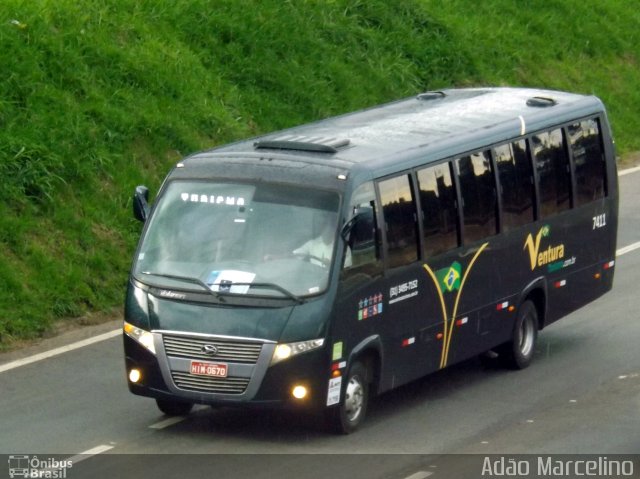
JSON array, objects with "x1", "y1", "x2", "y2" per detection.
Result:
[{"x1": 523, "y1": 225, "x2": 565, "y2": 271}]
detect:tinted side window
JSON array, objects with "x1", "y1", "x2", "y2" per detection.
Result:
[
  {"x1": 378, "y1": 175, "x2": 419, "y2": 268},
  {"x1": 569, "y1": 118, "x2": 606, "y2": 206},
  {"x1": 494, "y1": 139, "x2": 534, "y2": 231},
  {"x1": 532, "y1": 128, "x2": 572, "y2": 217},
  {"x1": 456, "y1": 151, "x2": 497, "y2": 243},
  {"x1": 342, "y1": 182, "x2": 382, "y2": 277},
  {"x1": 416, "y1": 163, "x2": 459, "y2": 257}
]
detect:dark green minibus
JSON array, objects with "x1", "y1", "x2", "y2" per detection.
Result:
[{"x1": 124, "y1": 87, "x2": 618, "y2": 433}]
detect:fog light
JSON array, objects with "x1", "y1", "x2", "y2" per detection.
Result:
[
  {"x1": 129, "y1": 368, "x2": 142, "y2": 383},
  {"x1": 292, "y1": 385, "x2": 308, "y2": 399}
]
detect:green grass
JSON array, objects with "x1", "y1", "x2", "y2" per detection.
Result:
[{"x1": 0, "y1": 0, "x2": 638, "y2": 346}]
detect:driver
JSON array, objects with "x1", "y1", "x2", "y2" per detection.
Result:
[{"x1": 293, "y1": 213, "x2": 352, "y2": 267}]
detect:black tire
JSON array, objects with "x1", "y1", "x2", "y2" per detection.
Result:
[
  {"x1": 325, "y1": 361, "x2": 369, "y2": 434},
  {"x1": 499, "y1": 300, "x2": 538, "y2": 370},
  {"x1": 156, "y1": 398, "x2": 194, "y2": 416}
]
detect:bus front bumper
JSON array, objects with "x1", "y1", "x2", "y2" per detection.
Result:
[{"x1": 124, "y1": 334, "x2": 329, "y2": 411}]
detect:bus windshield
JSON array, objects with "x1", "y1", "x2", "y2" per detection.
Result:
[{"x1": 133, "y1": 180, "x2": 341, "y2": 298}]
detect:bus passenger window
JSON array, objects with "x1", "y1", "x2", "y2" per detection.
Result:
[
  {"x1": 494, "y1": 139, "x2": 534, "y2": 231},
  {"x1": 417, "y1": 163, "x2": 459, "y2": 256},
  {"x1": 342, "y1": 182, "x2": 382, "y2": 277},
  {"x1": 568, "y1": 118, "x2": 606, "y2": 206},
  {"x1": 456, "y1": 151, "x2": 497, "y2": 243},
  {"x1": 378, "y1": 175, "x2": 419, "y2": 268},
  {"x1": 532, "y1": 128, "x2": 572, "y2": 217}
]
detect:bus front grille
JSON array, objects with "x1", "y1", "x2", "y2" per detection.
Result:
[
  {"x1": 162, "y1": 334, "x2": 263, "y2": 364},
  {"x1": 171, "y1": 372, "x2": 250, "y2": 395}
]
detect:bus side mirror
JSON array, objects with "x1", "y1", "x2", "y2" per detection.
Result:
[
  {"x1": 340, "y1": 216, "x2": 357, "y2": 242},
  {"x1": 133, "y1": 185, "x2": 150, "y2": 222},
  {"x1": 341, "y1": 208, "x2": 374, "y2": 244}
]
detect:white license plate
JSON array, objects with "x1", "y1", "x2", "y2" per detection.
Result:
[{"x1": 190, "y1": 361, "x2": 228, "y2": 377}]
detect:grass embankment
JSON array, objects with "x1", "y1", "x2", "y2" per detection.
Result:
[{"x1": 0, "y1": 0, "x2": 638, "y2": 347}]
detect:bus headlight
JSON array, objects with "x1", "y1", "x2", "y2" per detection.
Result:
[
  {"x1": 270, "y1": 339, "x2": 324, "y2": 366},
  {"x1": 124, "y1": 321, "x2": 156, "y2": 355},
  {"x1": 129, "y1": 368, "x2": 142, "y2": 383}
]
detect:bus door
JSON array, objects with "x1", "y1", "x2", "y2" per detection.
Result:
[{"x1": 334, "y1": 182, "x2": 385, "y2": 383}]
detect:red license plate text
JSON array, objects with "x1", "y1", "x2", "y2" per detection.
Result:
[{"x1": 190, "y1": 361, "x2": 228, "y2": 377}]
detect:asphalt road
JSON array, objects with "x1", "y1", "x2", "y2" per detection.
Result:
[{"x1": 1, "y1": 169, "x2": 639, "y2": 479}]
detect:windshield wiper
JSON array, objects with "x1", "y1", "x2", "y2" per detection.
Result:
[
  {"x1": 139, "y1": 273, "x2": 304, "y2": 304},
  {"x1": 140, "y1": 272, "x2": 226, "y2": 302},
  {"x1": 210, "y1": 282, "x2": 305, "y2": 304}
]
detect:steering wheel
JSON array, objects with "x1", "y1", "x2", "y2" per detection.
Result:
[{"x1": 293, "y1": 252, "x2": 330, "y2": 268}]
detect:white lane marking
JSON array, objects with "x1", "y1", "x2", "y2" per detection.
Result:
[
  {"x1": 616, "y1": 241, "x2": 640, "y2": 257},
  {"x1": 0, "y1": 329, "x2": 121, "y2": 374},
  {"x1": 149, "y1": 416, "x2": 187, "y2": 429},
  {"x1": 66, "y1": 444, "x2": 115, "y2": 464},
  {"x1": 403, "y1": 472, "x2": 433, "y2": 479},
  {"x1": 619, "y1": 165, "x2": 640, "y2": 176}
]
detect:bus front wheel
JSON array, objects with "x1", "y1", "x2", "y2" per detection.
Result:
[
  {"x1": 156, "y1": 398, "x2": 194, "y2": 416},
  {"x1": 499, "y1": 300, "x2": 538, "y2": 370},
  {"x1": 325, "y1": 361, "x2": 369, "y2": 434}
]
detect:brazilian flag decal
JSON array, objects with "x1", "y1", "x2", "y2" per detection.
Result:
[{"x1": 435, "y1": 261, "x2": 462, "y2": 293}]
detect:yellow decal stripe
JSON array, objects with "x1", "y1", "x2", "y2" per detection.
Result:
[
  {"x1": 443, "y1": 242, "x2": 489, "y2": 367},
  {"x1": 422, "y1": 263, "x2": 449, "y2": 369}
]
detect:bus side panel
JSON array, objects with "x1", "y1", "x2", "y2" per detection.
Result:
[
  {"x1": 490, "y1": 195, "x2": 616, "y2": 331},
  {"x1": 428, "y1": 243, "x2": 509, "y2": 367},
  {"x1": 334, "y1": 261, "x2": 443, "y2": 394},
  {"x1": 542, "y1": 197, "x2": 616, "y2": 326}
]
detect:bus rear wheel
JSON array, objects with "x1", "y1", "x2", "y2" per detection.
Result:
[
  {"x1": 156, "y1": 398, "x2": 194, "y2": 416},
  {"x1": 325, "y1": 361, "x2": 369, "y2": 434},
  {"x1": 499, "y1": 300, "x2": 538, "y2": 370}
]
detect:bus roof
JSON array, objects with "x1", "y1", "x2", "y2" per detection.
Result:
[{"x1": 181, "y1": 87, "x2": 605, "y2": 184}]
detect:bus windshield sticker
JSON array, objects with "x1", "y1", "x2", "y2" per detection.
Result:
[
  {"x1": 357, "y1": 293, "x2": 383, "y2": 320},
  {"x1": 326, "y1": 377, "x2": 342, "y2": 406},
  {"x1": 524, "y1": 225, "x2": 566, "y2": 271},
  {"x1": 180, "y1": 192, "x2": 246, "y2": 206},
  {"x1": 208, "y1": 270, "x2": 256, "y2": 294},
  {"x1": 332, "y1": 342, "x2": 343, "y2": 361},
  {"x1": 389, "y1": 279, "x2": 418, "y2": 305}
]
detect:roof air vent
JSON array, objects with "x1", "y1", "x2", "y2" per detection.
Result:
[
  {"x1": 417, "y1": 91, "x2": 446, "y2": 101},
  {"x1": 526, "y1": 96, "x2": 557, "y2": 107},
  {"x1": 254, "y1": 135, "x2": 350, "y2": 153}
]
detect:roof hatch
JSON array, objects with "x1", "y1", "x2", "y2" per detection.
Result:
[
  {"x1": 526, "y1": 96, "x2": 557, "y2": 107},
  {"x1": 416, "y1": 91, "x2": 446, "y2": 101},
  {"x1": 254, "y1": 135, "x2": 350, "y2": 153}
]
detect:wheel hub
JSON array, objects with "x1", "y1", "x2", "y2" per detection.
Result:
[{"x1": 344, "y1": 375, "x2": 364, "y2": 422}]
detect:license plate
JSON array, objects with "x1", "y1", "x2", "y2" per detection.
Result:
[{"x1": 190, "y1": 361, "x2": 228, "y2": 377}]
